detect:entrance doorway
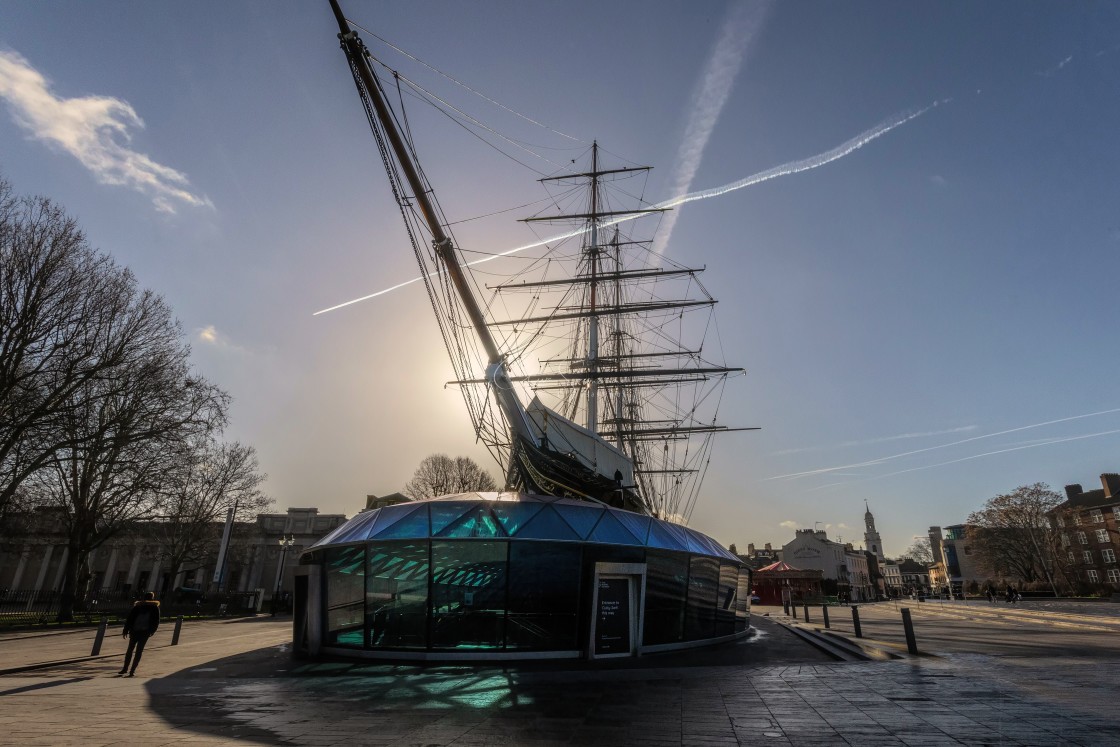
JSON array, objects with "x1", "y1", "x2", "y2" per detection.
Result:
[{"x1": 589, "y1": 563, "x2": 646, "y2": 659}]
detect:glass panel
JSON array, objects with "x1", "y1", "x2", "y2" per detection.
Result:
[
  {"x1": 716, "y1": 563, "x2": 738, "y2": 637},
  {"x1": 430, "y1": 502, "x2": 475, "y2": 535},
  {"x1": 735, "y1": 567, "x2": 750, "y2": 632},
  {"x1": 368, "y1": 503, "x2": 422, "y2": 537},
  {"x1": 643, "y1": 551, "x2": 688, "y2": 645},
  {"x1": 682, "y1": 528, "x2": 711, "y2": 555},
  {"x1": 646, "y1": 520, "x2": 688, "y2": 552},
  {"x1": 373, "y1": 504, "x2": 431, "y2": 540},
  {"x1": 553, "y1": 503, "x2": 605, "y2": 539},
  {"x1": 491, "y1": 502, "x2": 544, "y2": 536},
  {"x1": 506, "y1": 542, "x2": 581, "y2": 650},
  {"x1": 661, "y1": 522, "x2": 694, "y2": 552},
  {"x1": 325, "y1": 546, "x2": 365, "y2": 648},
  {"x1": 613, "y1": 511, "x2": 652, "y2": 545},
  {"x1": 366, "y1": 541, "x2": 429, "y2": 649},
  {"x1": 436, "y1": 505, "x2": 505, "y2": 538},
  {"x1": 588, "y1": 511, "x2": 642, "y2": 545},
  {"x1": 685, "y1": 556, "x2": 719, "y2": 641},
  {"x1": 430, "y1": 541, "x2": 508, "y2": 649},
  {"x1": 513, "y1": 506, "x2": 581, "y2": 541},
  {"x1": 315, "y1": 510, "x2": 375, "y2": 547}
]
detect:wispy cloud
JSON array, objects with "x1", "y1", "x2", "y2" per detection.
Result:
[
  {"x1": 195, "y1": 325, "x2": 246, "y2": 353},
  {"x1": 1038, "y1": 54, "x2": 1074, "y2": 77},
  {"x1": 930, "y1": 174, "x2": 947, "y2": 186},
  {"x1": 766, "y1": 407, "x2": 1120, "y2": 481},
  {"x1": 772, "y1": 425, "x2": 977, "y2": 456},
  {"x1": 779, "y1": 520, "x2": 798, "y2": 529},
  {"x1": 0, "y1": 49, "x2": 211, "y2": 213},
  {"x1": 652, "y1": 1, "x2": 770, "y2": 256}
]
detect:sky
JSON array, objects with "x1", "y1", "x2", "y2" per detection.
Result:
[{"x1": 2, "y1": 1, "x2": 1118, "y2": 557}]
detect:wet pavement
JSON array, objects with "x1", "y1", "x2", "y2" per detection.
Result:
[{"x1": 2, "y1": 606, "x2": 1119, "y2": 746}]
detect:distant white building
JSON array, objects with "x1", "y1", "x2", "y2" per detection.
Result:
[{"x1": 781, "y1": 529, "x2": 874, "y2": 601}]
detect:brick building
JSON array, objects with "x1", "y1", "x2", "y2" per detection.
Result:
[{"x1": 1052, "y1": 474, "x2": 1120, "y2": 590}]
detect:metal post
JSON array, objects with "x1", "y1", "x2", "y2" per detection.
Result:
[
  {"x1": 90, "y1": 615, "x2": 108, "y2": 656},
  {"x1": 851, "y1": 604, "x2": 862, "y2": 638},
  {"x1": 803, "y1": 603, "x2": 810, "y2": 623},
  {"x1": 822, "y1": 604, "x2": 830, "y2": 629},
  {"x1": 901, "y1": 608, "x2": 918, "y2": 654},
  {"x1": 791, "y1": 603, "x2": 798, "y2": 620},
  {"x1": 171, "y1": 615, "x2": 183, "y2": 646}
]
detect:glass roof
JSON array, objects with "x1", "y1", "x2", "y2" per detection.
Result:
[{"x1": 312, "y1": 492, "x2": 739, "y2": 562}]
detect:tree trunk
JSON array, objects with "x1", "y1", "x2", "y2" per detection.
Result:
[{"x1": 56, "y1": 541, "x2": 82, "y2": 623}]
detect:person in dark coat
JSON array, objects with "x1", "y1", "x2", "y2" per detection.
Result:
[{"x1": 119, "y1": 592, "x2": 161, "y2": 677}]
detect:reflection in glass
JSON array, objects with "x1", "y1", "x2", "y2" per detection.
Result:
[
  {"x1": 716, "y1": 563, "x2": 738, "y2": 637},
  {"x1": 430, "y1": 541, "x2": 508, "y2": 649},
  {"x1": 506, "y1": 542, "x2": 580, "y2": 650},
  {"x1": 325, "y1": 545, "x2": 365, "y2": 648},
  {"x1": 735, "y1": 567, "x2": 750, "y2": 632},
  {"x1": 367, "y1": 541, "x2": 429, "y2": 649},
  {"x1": 685, "y1": 556, "x2": 719, "y2": 640},
  {"x1": 644, "y1": 551, "x2": 688, "y2": 645}
]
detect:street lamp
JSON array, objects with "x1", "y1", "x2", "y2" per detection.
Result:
[{"x1": 272, "y1": 534, "x2": 296, "y2": 615}]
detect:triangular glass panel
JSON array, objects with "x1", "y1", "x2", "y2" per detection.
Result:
[
  {"x1": 430, "y1": 502, "x2": 475, "y2": 535},
  {"x1": 436, "y1": 505, "x2": 506, "y2": 538},
  {"x1": 367, "y1": 503, "x2": 418, "y2": 537},
  {"x1": 491, "y1": 502, "x2": 544, "y2": 536},
  {"x1": 588, "y1": 510, "x2": 642, "y2": 545},
  {"x1": 682, "y1": 527, "x2": 710, "y2": 554},
  {"x1": 662, "y1": 522, "x2": 694, "y2": 552},
  {"x1": 513, "y1": 505, "x2": 580, "y2": 541},
  {"x1": 647, "y1": 520, "x2": 688, "y2": 551},
  {"x1": 317, "y1": 509, "x2": 376, "y2": 546},
  {"x1": 554, "y1": 504, "x2": 605, "y2": 539},
  {"x1": 372, "y1": 504, "x2": 430, "y2": 539},
  {"x1": 614, "y1": 511, "x2": 652, "y2": 545}
]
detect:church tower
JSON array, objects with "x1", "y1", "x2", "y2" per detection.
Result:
[{"x1": 864, "y1": 500, "x2": 884, "y2": 563}]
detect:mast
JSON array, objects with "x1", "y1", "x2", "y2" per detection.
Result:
[
  {"x1": 587, "y1": 142, "x2": 600, "y2": 434},
  {"x1": 328, "y1": 0, "x2": 536, "y2": 445}
]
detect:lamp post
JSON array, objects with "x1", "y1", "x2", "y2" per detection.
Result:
[{"x1": 272, "y1": 534, "x2": 295, "y2": 615}]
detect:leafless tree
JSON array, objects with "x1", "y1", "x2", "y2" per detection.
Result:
[
  {"x1": 967, "y1": 483, "x2": 1063, "y2": 594},
  {"x1": 403, "y1": 454, "x2": 497, "y2": 500},
  {"x1": 904, "y1": 537, "x2": 934, "y2": 565},
  {"x1": 151, "y1": 439, "x2": 270, "y2": 591}
]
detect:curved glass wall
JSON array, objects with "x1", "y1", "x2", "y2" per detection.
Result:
[{"x1": 310, "y1": 493, "x2": 750, "y2": 655}]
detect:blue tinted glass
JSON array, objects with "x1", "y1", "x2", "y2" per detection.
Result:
[
  {"x1": 368, "y1": 503, "x2": 419, "y2": 537},
  {"x1": 661, "y1": 522, "x2": 694, "y2": 551},
  {"x1": 553, "y1": 504, "x2": 604, "y2": 539},
  {"x1": 430, "y1": 502, "x2": 475, "y2": 535},
  {"x1": 613, "y1": 511, "x2": 651, "y2": 544},
  {"x1": 491, "y1": 502, "x2": 544, "y2": 535},
  {"x1": 588, "y1": 511, "x2": 642, "y2": 545},
  {"x1": 317, "y1": 509, "x2": 377, "y2": 546},
  {"x1": 682, "y1": 527, "x2": 711, "y2": 554},
  {"x1": 437, "y1": 506, "x2": 505, "y2": 538},
  {"x1": 647, "y1": 520, "x2": 688, "y2": 551},
  {"x1": 372, "y1": 504, "x2": 431, "y2": 539},
  {"x1": 513, "y1": 505, "x2": 580, "y2": 541}
]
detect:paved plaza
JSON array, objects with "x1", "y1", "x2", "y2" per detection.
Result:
[{"x1": 2, "y1": 601, "x2": 1119, "y2": 746}]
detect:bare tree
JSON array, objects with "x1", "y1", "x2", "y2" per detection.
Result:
[
  {"x1": 151, "y1": 439, "x2": 270, "y2": 591},
  {"x1": 904, "y1": 537, "x2": 934, "y2": 565},
  {"x1": 403, "y1": 454, "x2": 497, "y2": 500},
  {"x1": 967, "y1": 483, "x2": 1063, "y2": 594}
]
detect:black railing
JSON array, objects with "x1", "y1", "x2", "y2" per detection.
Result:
[{"x1": 0, "y1": 588, "x2": 263, "y2": 627}]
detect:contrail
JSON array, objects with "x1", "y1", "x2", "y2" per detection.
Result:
[
  {"x1": 653, "y1": 1, "x2": 771, "y2": 257},
  {"x1": 772, "y1": 424, "x2": 977, "y2": 456},
  {"x1": 767, "y1": 407, "x2": 1120, "y2": 481},
  {"x1": 313, "y1": 102, "x2": 945, "y2": 316}
]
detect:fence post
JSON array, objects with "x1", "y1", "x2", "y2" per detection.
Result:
[
  {"x1": 791, "y1": 603, "x2": 798, "y2": 620},
  {"x1": 90, "y1": 615, "x2": 108, "y2": 656},
  {"x1": 822, "y1": 604, "x2": 830, "y2": 629},
  {"x1": 851, "y1": 604, "x2": 862, "y2": 638},
  {"x1": 803, "y1": 603, "x2": 810, "y2": 623},
  {"x1": 171, "y1": 615, "x2": 183, "y2": 646},
  {"x1": 901, "y1": 608, "x2": 918, "y2": 654}
]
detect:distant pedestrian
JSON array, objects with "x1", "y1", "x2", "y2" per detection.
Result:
[
  {"x1": 1005, "y1": 584, "x2": 1017, "y2": 604},
  {"x1": 119, "y1": 592, "x2": 161, "y2": 677},
  {"x1": 985, "y1": 585, "x2": 995, "y2": 603}
]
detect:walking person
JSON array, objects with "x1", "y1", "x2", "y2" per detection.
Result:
[{"x1": 119, "y1": 592, "x2": 161, "y2": 677}]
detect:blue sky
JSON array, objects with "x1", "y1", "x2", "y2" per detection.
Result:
[{"x1": 2, "y1": 1, "x2": 1118, "y2": 556}]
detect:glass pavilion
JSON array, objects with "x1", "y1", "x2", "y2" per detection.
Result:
[{"x1": 292, "y1": 492, "x2": 750, "y2": 660}]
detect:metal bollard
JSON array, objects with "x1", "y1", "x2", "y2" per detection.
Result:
[
  {"x1": 851, "y1": 605, "x2": 862, "y2": 638},
  {"x1": 803, "y1": 603, "x2": 810, "y2": 623},
  {"x1": 90, "y1": 615, "x2": 108, "y2": 656},
  {"x1": 171, "y1": 615, "x2": 183, "y2": 646},
  {"x1": 791, "y1": 603, "x2": 798, "y2": 620},
  {"x1": 783, "y1": 601, "x2": 790, "y2": 616},
  {"x1": 822, "y1": 604, "x2": 830, "y2": 629},
  {"x1": 901, "y1": 608, "x2": 918, "y2": 654}
]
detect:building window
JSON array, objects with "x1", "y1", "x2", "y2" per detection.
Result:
[
  {"x1": 1067, "y1": 551, "x2": 1075, "y2": 563},
  {"x1": 367, "y1": 541, "x2": 429, "y2": 650},
  {"x1": 1090, "y1": 509, "x2": 1103, "y2": 523},
  {"x1": 1097, "y1": 529, "x2": 1110, "y2": 543},
  {"x1": 1108, "y1": 568, "x2": 1120, "y2": 584},
  {"x1": 430, "y1": 540, "x2": 508, "y2": 650},
  {"x1": 1114, "y1": 506, "x2": 1120, "y2": 521},
  {"x1": 1074, "y1": 514, "x2": 1083, "y2": 526},
  {"x1": 1087, "y1": 570, "x2": 1099, "y2": 583},
  {"x1": 1077, "y1": 531, "x2": 1087, "y2": 545},
  {"x1": 1104, "y1": 549, "x2": 1116, "y2": 564},
  {"x1": 1056, "y1": 515, "x2": 1065, "y2": 528},
  {"x1": 1083, "y1": 550, "x2": 1093, "y2": 564}
]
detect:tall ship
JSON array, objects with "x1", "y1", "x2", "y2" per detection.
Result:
[{"x1": 294, "y1": 1, "x2": 753, "y2": 661}]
